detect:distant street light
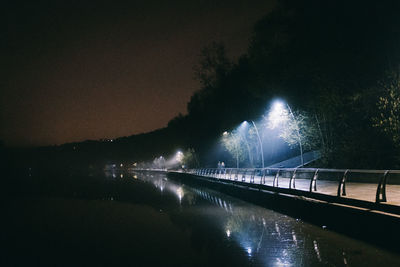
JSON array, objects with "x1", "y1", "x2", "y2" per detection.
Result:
[{"x1": 271, "y1": 100, "x2": 304, "y2": 167}]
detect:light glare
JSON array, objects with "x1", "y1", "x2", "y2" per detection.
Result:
[{"x1": 268, "y1": 101, "x2": 288, "y2": 129}]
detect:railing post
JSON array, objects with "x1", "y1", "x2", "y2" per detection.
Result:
[
  {"x1": 235, "y1": 169, "x2": 239, "y2": 180},
  {"x1": 337, "y1": 170, "x2": 349, "y2": 197},
  {"x1": 273, "y1": 170, "x2": 280, "y2": 187},
  {"x1": 251, "y1": 169, "x2": 256, "y2": 183},
  {"x1": 260, "y1": 168, "x2": 266, "y2": 184},
  {"x1": 376, "y1": 170, "x2": 389, "y2": 203},
  {"x1": 309, "y1": 169, "x2": 319, "y2": 192},
  {"x1": 289, "y1": 168, "x2": 297, "y2": 189},
  {"x1": 242, "y1": 169, "x2": 247, "y2": 182}
]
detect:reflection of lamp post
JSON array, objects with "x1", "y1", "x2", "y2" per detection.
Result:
[
  {"x1": 250, "y1": 121, "x2": 264, "y2": 169},
  {"x1": 270, "y1": 101, "x2": 304, "y2": 167}
]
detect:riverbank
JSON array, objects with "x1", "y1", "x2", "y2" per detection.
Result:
[{"x1": 167, "y1": 171, "x2": 400, "y2": 253}]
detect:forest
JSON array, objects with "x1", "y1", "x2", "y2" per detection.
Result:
[{"x1": 166, "y1": 0, "x2": 400, "y2": 169}]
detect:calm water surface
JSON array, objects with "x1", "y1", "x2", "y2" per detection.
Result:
[
  {"x1": 3, "y1": 170, "x2": 400, "y2": 266},
  {"x1": 122, "y1": 171, "x2": 399, "y2": 266}
]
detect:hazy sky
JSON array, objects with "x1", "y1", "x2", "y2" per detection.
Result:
[{"x1": 2, "y1": 0, "x2": 275, "y2": 146}]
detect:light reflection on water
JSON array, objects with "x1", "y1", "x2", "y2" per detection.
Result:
[{"x1": 105, "y1": 171, "x2": 400, "y2": 266}]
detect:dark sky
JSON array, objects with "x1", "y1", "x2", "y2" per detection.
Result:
[{"x1": 1, "y1": 0, "x2": 275, "y2": 147}]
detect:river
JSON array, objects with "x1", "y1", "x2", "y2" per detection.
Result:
[{"x1": 2, "y1": 170, "x2": 400, "y2": 266}]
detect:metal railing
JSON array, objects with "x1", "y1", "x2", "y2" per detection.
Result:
[{"x1": 186, "y1": 167, "x2": 400, "y2": 204}]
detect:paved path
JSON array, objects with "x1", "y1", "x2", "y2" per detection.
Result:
[{"x1": 196, "y1": 173, "x2": 400, "y2": 206}]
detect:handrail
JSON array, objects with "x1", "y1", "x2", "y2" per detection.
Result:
[
  {"x1": 133, "y1": 167, "x2": 400, "y2": 205},
  {"x1": 186, "y1": 167, "x2": 400, "y2": 204},
  {"x1": 193, "y1": 167, "x2": 400, "y2": 174}
]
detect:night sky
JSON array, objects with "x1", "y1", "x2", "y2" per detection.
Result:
[{"x1": 2, "y1": 0, "x2": 275, "y2": 147}]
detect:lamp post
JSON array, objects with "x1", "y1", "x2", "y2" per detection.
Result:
[
  {"x1": 159, "y1": 156, "x2": 165, "y2": 170},
  {"x1": 250, "y1": 121, "x2": 264, "y2": 169},
  {"x1": 239, "y1": 121, "x2": 254, "y2": 167},
  {"x1": 270, "y1": 101, "x2": 304, "y2": 167},
  {"x1": 285, "y1": 104, "x2": 304, "y2": 167},
  {"x1": 235, "y1": 141, "x2": 239, "y2": 169}
]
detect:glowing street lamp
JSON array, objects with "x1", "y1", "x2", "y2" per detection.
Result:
[
  {"x1": 268, "y1": 101, "x2": 288, "y2": 128},
  {"x1": 270, "y1": 100, "x2": 304, "y2": 167},
  {"x1": 175, "y1": 151, "x2": 184, "y2": 163}
]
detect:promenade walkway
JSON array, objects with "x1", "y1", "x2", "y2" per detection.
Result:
[{"x1": 188, "y1": 168, "x2": 400, "y2": 207}]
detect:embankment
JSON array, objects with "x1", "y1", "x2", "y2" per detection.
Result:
[{"x1": 167, "y1": 171, "x2": 400, "y2": 253}]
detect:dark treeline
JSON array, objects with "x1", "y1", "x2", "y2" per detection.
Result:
[
  {"x1": 170, "y1": 0, "x2": 400, "y2": 169},
  {"x1": 5, "y1": 0, "x2": 400, "y2": 171}
]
